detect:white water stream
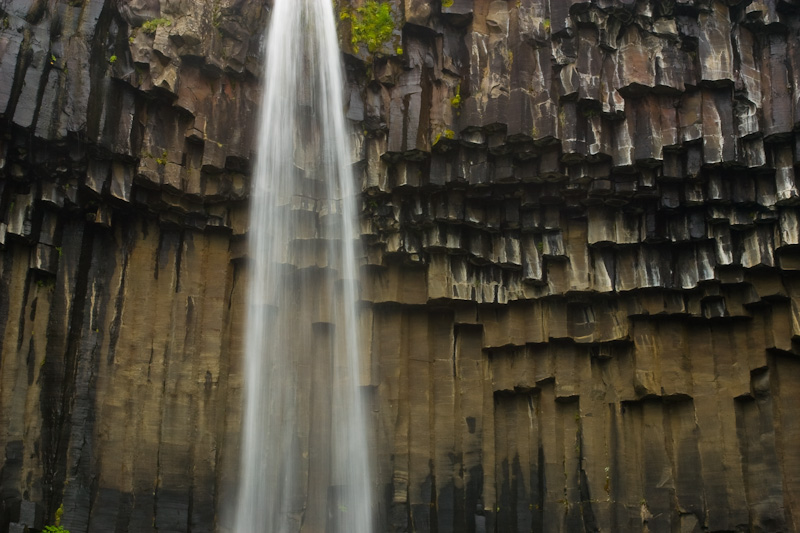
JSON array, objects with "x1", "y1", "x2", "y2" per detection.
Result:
[{"x1": 233, "y1": 0, "x2": 371, "y2": 531}]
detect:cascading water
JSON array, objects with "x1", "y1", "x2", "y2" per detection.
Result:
[{"x1": 233, "y1": 0, "x2": 371, "y2": 531}]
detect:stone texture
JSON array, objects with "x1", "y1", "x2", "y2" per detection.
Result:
[{"x1": 1, "y1": 0, "x2": 800, "y2": 532}]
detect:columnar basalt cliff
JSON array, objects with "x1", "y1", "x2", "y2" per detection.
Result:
[{"x1": 1, "y1": 0, "x2": 799, "y2": 532}]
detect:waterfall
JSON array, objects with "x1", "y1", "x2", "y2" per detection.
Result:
[{"x1": 233, "y1": 0, "x2": 372, "y2": 531}]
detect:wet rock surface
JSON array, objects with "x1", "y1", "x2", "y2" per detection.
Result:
[{"x1": 1, "y1": 0, "x2": 800, "y2": 532}]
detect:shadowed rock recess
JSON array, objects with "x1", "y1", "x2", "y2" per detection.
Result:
[{"x1": 1, "y1": 0, "x2": 800, "y2": 532}]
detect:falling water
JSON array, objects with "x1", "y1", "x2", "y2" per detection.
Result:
[{"x1": 233, "y1": 0, "x2": 371, "y2": 531}]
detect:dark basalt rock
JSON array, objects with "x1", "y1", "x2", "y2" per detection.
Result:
[{"x1": 1, "y1": 0, "x2": 800, "y2": 532}]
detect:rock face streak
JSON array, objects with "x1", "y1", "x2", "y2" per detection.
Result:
[{"x1": 0, "y1": 0, "x2": 800, "y2": 532}]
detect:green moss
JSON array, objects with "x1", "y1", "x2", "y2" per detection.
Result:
[
  {"x1": 433, "y1": 129, "x2": 455, "y2": 146},
  {"x1": 156, "y1": 150, "x2": 168, "y2": 166},
  {"x1": 450, "y1": 84, "x2": 461, "y2": 108},
  {"x1": 141, "y1": 17, "x2": 171, "y2": 35},
  {"x1": 349, "y1": 1, "x2": 395, "y2": 54},
  {"x1": 108, "y1": 55, "x2": 117, "y2": 64},
  {"x1": 442, "y1": 0, "x2": 454, "y2": 7},
  {"x1": 543, "y1": 18, "x2": 550, "y2": 31},
  {"x1": 43, "y1": 526, "x2": 70, "y2": 533},
  {"x1": 212, "y1": 0, "x2": 222, "y2": 28}
]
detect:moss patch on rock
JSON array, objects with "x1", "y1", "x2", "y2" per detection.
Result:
[
  {"x1": 345, "y1": 1, "x2": 395, "y2": 54},
  {"x1": 141, "y1": 17, "x2": 172, "y2": 35}
]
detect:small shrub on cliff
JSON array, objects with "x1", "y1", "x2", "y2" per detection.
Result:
[{"x1": 348, "y1": 1, "x2": 394, "y2": 54}]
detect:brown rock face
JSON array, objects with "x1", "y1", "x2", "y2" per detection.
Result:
[{"x1": 1, "y1": 0, "x2": 800, "y2": 532}]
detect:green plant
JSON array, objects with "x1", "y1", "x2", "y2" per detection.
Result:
[
  {"x1": 212, "y1": 0, "x2": 222, "y2": 27},
  {"x1": 450, "y1": 84, "x2": 461, "y2": 108},
  {"x1": 433, "y1": 128, "x2": 455, "y2": 146},
  {"x1": 43, "y1": 504, "x2": 69, "y2": 533},
  {"x1": 49, "y1": 54, "x2": 57, "y2": 65},
  {"x1": 543, "y1": 19, "x2": 550, "y2": 31},
  {"x1": 108, "y1": 55, "x2": 117, "y2": 64},
  {"x1": 156, "y1": 149, "x2": 168, "y2": 166},
  {"x1": 442, "y1": 0, "x2": 454, "y2": 6},
  {"x1": 141, "y1": 17, "x2": 171, "y2": 35},
  {"x1": 349, "y1": 1, "x2": 394, "y2": 54}
]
